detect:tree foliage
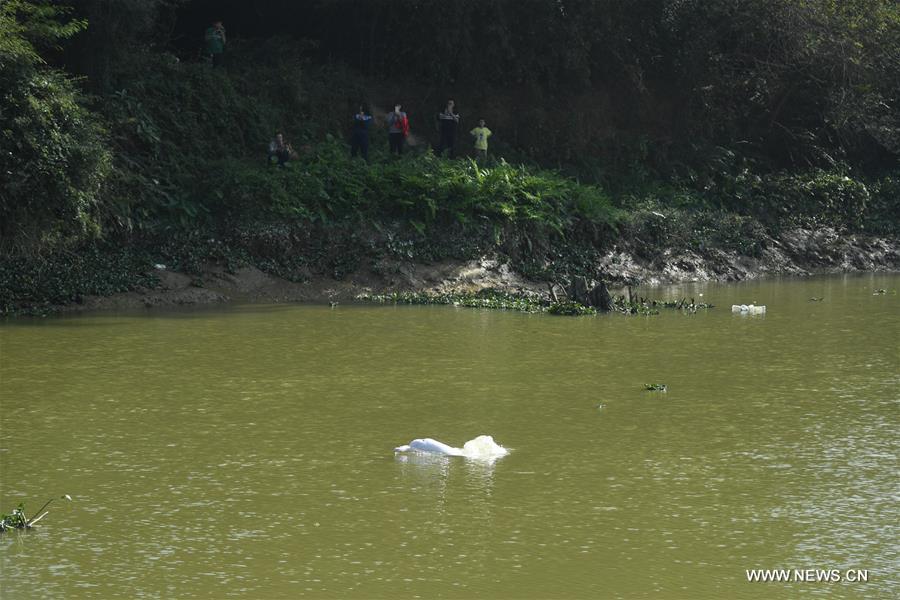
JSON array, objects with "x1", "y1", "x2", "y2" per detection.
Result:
[
  {"x1": 2, "y1": 0, "x2": 898, "y2": 254},
  {"x1": 294, "y1": 0, "x2": 899, "y2": 172},
  {"x1": 0, "y1": 0, "x2": 109, "y2": 248}
]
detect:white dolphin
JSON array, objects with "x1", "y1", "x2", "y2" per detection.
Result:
[{"x1": 394, "y1": 435, "x2": 508, "y2": 459}]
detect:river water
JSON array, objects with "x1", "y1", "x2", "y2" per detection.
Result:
[{"x1": 1, "y1": 273, "x2": 897, "y2": 599}]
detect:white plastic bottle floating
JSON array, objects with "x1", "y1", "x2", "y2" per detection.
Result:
[
  {"x1": 731, "y1": 304, "x2": 766, "y2": 315},
  {"x1": 394, "y1": 435, "x2": 508, "y2": 460}
]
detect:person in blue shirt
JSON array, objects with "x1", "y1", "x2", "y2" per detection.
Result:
[{"x1": 351, "y1": 105, "x2": 373, "y2": 161}]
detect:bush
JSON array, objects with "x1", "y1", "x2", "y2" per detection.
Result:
[
  {"x1": 623, "y1": 205, "x2": 768, "y2": 258},
  {"x1": 0, "y1": 243, "x2": 158, "y2": 315},
  {"x1": 867, "y1": 174, "x2": 900, "y2": 234},
  {"x1": 730, "y1": 169, "x2": 870, "y2": 228},
  {"x1": 190, "y1": 143, "x2": 622, "y2": 242}
]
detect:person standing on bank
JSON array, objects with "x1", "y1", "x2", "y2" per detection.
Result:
[
  {"x1": 470, "y1": 118, "x2": 492, "y2": 160},
  {"x1": 351, "y1": 105, "x2": 373, "y2": 161},
  {"x1": 387, "y1": 103, "x2": 408, "y2": 155},
  {"x1": 268, "y1": 132, "x2": 293, "y2": 167},
  {"x1": 204, "y1": 20, "x2": 226, "y2": 67},
  {"x1": 435, "y1": 99, "x2": 460, "y2": 158}
]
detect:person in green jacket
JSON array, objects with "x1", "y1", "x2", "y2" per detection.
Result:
[
  {"x1": 204, "y1": 20, "x2": 226, "y2": 67},
  {"x1": 470, "y1": 119, "x2": 492, "y2": 160}
]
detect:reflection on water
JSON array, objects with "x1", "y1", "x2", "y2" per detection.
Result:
[
  {"x1": 1, "y1": 273, "x2": 898, "y2": 598},
  {"x1": 394, "y1": 452, "x2": 500, "y2": 504}
]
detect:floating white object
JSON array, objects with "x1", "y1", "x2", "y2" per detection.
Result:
[
  {"x1": 154, "y1": 264, "x2": 167, "y2": 270},
  {"x1": 394, "y1": 435, "x2": 508, "y2": 459},
  {"x1": 731, "y1": 304, "x2": 766, "y2": 314}
]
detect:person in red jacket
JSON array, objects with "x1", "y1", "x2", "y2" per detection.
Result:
[{"x1": 387, "y1": 103, "x2": 409, "y2": 155}]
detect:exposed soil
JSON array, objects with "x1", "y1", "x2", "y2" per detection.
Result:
[{"x1": 64, "y1": 227, "x2": 900, "y2": 313}]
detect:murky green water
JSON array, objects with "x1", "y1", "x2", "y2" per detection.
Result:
[{"x1": 1, "y1": 274, "x2": 898, "y2": 599}]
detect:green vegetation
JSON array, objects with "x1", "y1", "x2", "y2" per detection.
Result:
[
  {"x1": 361, "y1": 290, "x2": 713, "y2": 318},
  {"x1": 1, "y1": 0, "x2": 897, "y2": 315},
  {"x1": 546, "y1": 301, "x2": 598, "y2": 316},
  {"x1": 0, "y1": 496, "x2": 69, "y2": 532},
  {"x1": 361, "y1": 291, "x2": 547, "y2": 313},
  {"x1": 0, "y1": 244, "x2": 160, "y2": 316},
  {"x1": 195, "y1": 148, "x2": 619, "y2": 240},
  {"x1": 644, "y1": 384, "x2": 668, "y2": 392},
  {"x1": 0, "y1": 504, "x2": 28, "y2": 532},
  {"x1": 0, "y1": 1, "x2": 108, "y2": 246}
]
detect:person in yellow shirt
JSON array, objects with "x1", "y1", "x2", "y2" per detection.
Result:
[{"x1": 470, "y1": 119, "x2": 492, "y2": 160}]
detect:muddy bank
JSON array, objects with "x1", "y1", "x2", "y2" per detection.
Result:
[
  {"x1": 599, "y1": 227, "x2": 900, "y2": 285},
  {"x1": 63, "y1": 227, "x2": 900, "y2": 313}
]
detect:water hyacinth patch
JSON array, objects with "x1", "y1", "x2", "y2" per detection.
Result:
[
  {"x1": 361, "y1": 289, "x2": 716, "y2": 318},
  {"x1": 359, "y1": 290, "x2": 548, "y2": 313}
]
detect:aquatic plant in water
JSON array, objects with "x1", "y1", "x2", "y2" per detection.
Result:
[
  {"x1": 613, "y1": 295, "x2": 714, "y2": 315},
  {"x1": 546, "y1": 301, "x2": 597, "y2": 316},
  {"x1": 644, "y1": 383, "x2": 668, "y2": 392},
  {"x1": 0, "y1": 496, "x2": 73, "y2": 532},
  {"x1": 0, "y1": 504, "x2": 28, "y2": 532},
  {"x1": 361, "y1": 289, "x2": 715, "y2": 318},
  {"x1": 360, "y1": 290, "x2": 548, "y2": 313}
]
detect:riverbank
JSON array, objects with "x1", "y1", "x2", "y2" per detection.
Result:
[
  {"x1": 6, "y1": 27, "x2": 898, "y2": 318},
  {"x1": 45, "y1": 225, "x2": 898, "y2": 314}
]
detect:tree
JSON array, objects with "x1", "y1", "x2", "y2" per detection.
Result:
[{"x1": 0, "y1": 0, "x2": 110, "y2": 249}]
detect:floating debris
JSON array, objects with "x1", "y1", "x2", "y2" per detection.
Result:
[
  {"x1": 0, "y1": 505, "x2": 27, "y2": 532},
  {"x1": 614, "y1": 296, "x2": 713, "y2": 315},
  {"x1": 644, "y1": 383, "x2": 668, "y2": 392},
  {"x1": 873, "y1": 289, "x2": 886, "y2": 295},
  {"x1": 731, "y1": 304, "x2": 766, "y2": 315},
  {"x1": 0, "y1": 496, "x2": 72, "y2": 533},
  {"x1": 808, "y1": 297, "x2": 824, "y2": 302}
]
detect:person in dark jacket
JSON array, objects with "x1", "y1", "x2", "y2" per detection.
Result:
[
  {"x1": 268, "y1": 132, "x2": 293, "y2": 167},
  {"x1": 351, "y1": 105, "x2": 373, "y2": 161},
  {"x1": 204, "y1": 20, "x2": 226, "y2": 67},
  {"x1": 435, "y1": 99, "x2": 460, "y2": 158}
]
